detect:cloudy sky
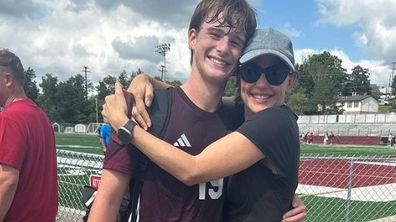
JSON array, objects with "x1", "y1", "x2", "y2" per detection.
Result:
[{"x1": 1, "y1": 0, "x2": 395, "y2": 89}]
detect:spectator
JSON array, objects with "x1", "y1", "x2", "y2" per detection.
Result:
[
  {"x1": 388, "y1": 133, "x2": 393, "y2": 147},
  {"x1": 329, "y1": 131, "x2": 335, "y2": 144},
  {"x1": 323, "y1": 133, "x2": 329, "y2": 145},
  {"x1": 99, "y1": 123, "x2": 111, "y2": 154},
  {"x1": 0, "y1": 49, "x2": 58, "y2": 221},
  {"x1": 307, "y1": 132, "x2": 314, "y2": 144}
]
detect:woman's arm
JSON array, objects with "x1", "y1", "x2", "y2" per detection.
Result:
[{"x1": 103, "y1": 82, "x2": 264, "y2": 185}]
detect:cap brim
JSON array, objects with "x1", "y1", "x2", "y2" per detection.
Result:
[{"x1": 240, "y1": 49, "x2": 295, "y2": 71}]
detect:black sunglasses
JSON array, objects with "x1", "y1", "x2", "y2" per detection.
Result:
[{"x1": 239, "y1": 62, "x2": 292, "y2": 85}]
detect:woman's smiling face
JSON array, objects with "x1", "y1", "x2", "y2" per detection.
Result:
[{"x1": 240, "y1": 55, "x2": 296, "y2": 117}]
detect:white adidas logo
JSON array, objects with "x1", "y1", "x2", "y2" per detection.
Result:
[{"x1": 173, "y1": 133, "x2": 191, "y2": 147}]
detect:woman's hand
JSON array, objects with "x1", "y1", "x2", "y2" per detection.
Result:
[
  {"x1": 282, "y1": 195, "x2": 306, "y2": 222},
  {"x1": 127, "y1": 74, "x2": 154, "y2": 130},
  {"x1": 102, "y1": 82, "x2": 129, "y2": 131}
]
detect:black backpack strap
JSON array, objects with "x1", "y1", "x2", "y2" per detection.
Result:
[{"x1": 129, "y1": 88, "x2": 172, "y2": 222}]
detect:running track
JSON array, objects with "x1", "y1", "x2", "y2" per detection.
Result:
[{"x1": 299, "y1": 159, "x2": 396, "y2": 188}]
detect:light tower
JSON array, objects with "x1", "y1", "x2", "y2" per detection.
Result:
[
  {"x1": 155, "y1": 43, "x2": 171, "y2": 81},
  {"x1": 82, "y1": 66, "x2": 90, "y2": 101}
]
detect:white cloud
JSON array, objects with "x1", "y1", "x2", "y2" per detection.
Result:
[
  {"x1": 295, "y1": 48, "x2": 393, "y2": 87},
  {"x1": 0, "y1": 0, "x2": 196, "y2": 85},
  {"x1": 316, "y1": 0, "x2": 396, "y2": 64},
  {"x1": 278, "y1": 23, "x2": 301, "y2": 38}
]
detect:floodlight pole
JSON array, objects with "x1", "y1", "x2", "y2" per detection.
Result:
[
  {"x1": 155, "y1": 43, "x2": 171, "y2": 81},
  {"x1": 95, "y1": 95, "x2": 98, "y2": 123},
  {"x1": 82, "y1": 66, "x2": 90, "y2": 101}
]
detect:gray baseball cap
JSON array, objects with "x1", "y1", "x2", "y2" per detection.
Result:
[{"x1": 240, "y1": 28, "x2": 295, "y2": 71}]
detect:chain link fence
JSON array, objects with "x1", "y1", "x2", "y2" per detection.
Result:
[
  {"x1": 57, "y1": 150, "x2": 104, "y2": 222},
  {"x1": 56, "y1": 150, "x2": 396, "y2": 222},
  {"x1": 299, "y1": 155, "x2": 396, "y2": 222}
]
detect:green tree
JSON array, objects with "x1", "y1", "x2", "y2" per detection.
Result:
[
  {"x1": 224, "y1": 76, "x2": 237, "y2": 97},
  {"x1": 166, "y1": 80, "x2": 182, "y2": 87},
  {"x1": 118, "y1": 70, "x2": 130, "y2": 88},
  {"x1": 130, "y1": 68, "x2": 144, "y2": 82},
  {"x1": 301, "y1": 51, "x2": 346, "y2": 114},
  {"x1": 287, "y1": 91, "x2": 309, "y2": 115},
  {"x1": 347, "y1": 65, "x2": 371, "y2": 96},
  {"x1": 289, "y1": 63, "x2": 315, "y2": 114},
  {"x1": 370, "y1": 84, "x2": 381, "y2": 101},
  {"x1": 391, "y1": 75, "x2": 396, "y2": 98},
  {"x1": 57, "y1": 74, "x2": 93, "y2": 123},
  {"x1": 37, "y1": 74, "x2": 61, "y2": 122},
  {"x1": 24, "y1": 67, "x2": 39, "y2": 101}
]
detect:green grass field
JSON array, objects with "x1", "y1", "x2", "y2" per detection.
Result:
[
  {"x1": 56, "y1": 133, "x2": 103, "y2": 154},
  {"x1": 56, "y1": 133, "x2": 396, "y2": 221}
]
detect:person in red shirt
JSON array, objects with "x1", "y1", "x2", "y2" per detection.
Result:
[{"x1": 0, "y1": 49, "x2": 58, "y2": 222}]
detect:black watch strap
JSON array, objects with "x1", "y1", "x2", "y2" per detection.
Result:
[{"x1": 117, "y1": 120, "x2": 137, "y2": 145}]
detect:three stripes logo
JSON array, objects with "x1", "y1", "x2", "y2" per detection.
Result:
[{"x1": 173, "y1": 133, "x2": 191, "y2": 148}]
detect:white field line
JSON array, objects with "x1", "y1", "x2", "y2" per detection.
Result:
[
  {"x1": 297, "y1": 183, "x2": 396, "y2": 202},
  {"x1": 56, "y1": 145, "x2": 98, "y2": 148}
]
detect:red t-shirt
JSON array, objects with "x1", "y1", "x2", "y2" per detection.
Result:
[{"x1": 0, "y1": 99, "x2": 58, "y2": 222}]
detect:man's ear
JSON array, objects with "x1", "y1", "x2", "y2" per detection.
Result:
[
  {"x1": 1, "y1": 73, "x2": 13, "y2": 87},
  {"x1": 188, "y1": 28, "x2": 198, "y2": 51}
]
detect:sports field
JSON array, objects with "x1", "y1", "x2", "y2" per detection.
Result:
[{"x1": 56, "y1": 133, "x2": 396, "y2": 222}]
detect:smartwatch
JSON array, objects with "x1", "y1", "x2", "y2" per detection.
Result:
[{"x1": 117, "y1": 120, "x2": 137, "y2": 145}]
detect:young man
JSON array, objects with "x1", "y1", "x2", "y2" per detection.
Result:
[
  {"x1": 89, "y1": 0, "x2": 256, "y2": 221},
  {"x1": 0, "y1": 49, "x2": 58, "y2": 221}
]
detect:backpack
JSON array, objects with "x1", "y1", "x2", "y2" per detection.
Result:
[
  {"x1": 128, "y1": 88, "x2": 172, "y2": 221},
  {"x1": 81, "y1": 88, "x2": 172, "y2": 222}
]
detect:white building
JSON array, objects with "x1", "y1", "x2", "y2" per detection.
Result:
[{"x1": 337, "y1": 95, "x2": 379, "y2": 114}]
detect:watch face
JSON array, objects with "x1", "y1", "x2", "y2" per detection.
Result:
[{"x1": 118, "y1": 128, "x2": 131, "y2": 145}]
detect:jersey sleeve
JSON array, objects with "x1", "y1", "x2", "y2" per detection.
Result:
[
  {"x1": 103, "y1": 131, "x2": 138, "y2": 176},
  {"x1": 0, "y1": 115, "x2": 26, "y2": 170},
  {"x1": 236, "y1": 106, "x2": 298, "y2": 178}
]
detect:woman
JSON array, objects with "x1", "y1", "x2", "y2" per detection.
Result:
[{"x1": 103, "y1": 28, "x2": 301, "y2": 221}]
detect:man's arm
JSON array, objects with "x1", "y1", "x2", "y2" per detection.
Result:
[
  {"x1": 88, "y1": 169, "x2": 130, "y2": 222},
  {"x1": 0, "y1": 164, "x2": 19, "y2": 221}
]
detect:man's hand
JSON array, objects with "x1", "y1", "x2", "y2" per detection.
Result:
[
  {"x1": 102, "y1": 82, "x2": 129, "y2": 131},
  {"x1": 127, "y1": 74, "x2": 154, "y2": 130},
  {"x1": 282, "y1": 195, "x2": 306, "y2": 222}
]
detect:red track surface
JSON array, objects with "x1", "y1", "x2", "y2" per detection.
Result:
[{"x1": 299, "y1": 160, "x2": 396, "y2": 188}]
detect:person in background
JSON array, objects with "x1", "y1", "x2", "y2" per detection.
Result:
[
  {"x1": 323, "y1": 133, "x2": 329, "y2": 145},
  {"x1": 307, "y1": 132, "x2": 314, "y2": 144},
  {"x1": 99, "y1": 123, "x2": 111, "y2": 154},
  {"x1": 103, "y1": 28, "x2": 303, "y2": 221},
  {"x1": 388, "y1": 133, "x2": 393, "y2": 147},
  {"x1": 0, "y1": 49, "x2": 58, "y2": 222}
]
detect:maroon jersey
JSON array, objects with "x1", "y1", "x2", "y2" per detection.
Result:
[{"x1": 104, "y1": 87, "x2": 228, "y2": 222}]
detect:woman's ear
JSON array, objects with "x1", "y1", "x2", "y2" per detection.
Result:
[{"x1": 285, "y1": 72, "x2": 298, "y2": 95}]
